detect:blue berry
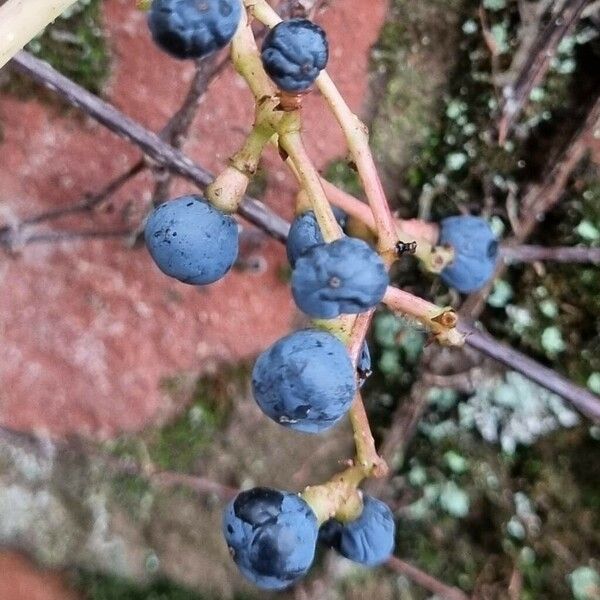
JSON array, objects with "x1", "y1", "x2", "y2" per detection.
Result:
[
  {"x1": 144, "y1": 195, "x2": 239, "y2": 285},
  {"x1": 148, "y1": 0, "x2": 242, "y2": 60},
  {"x1": 319, "y1": 495, "x2": 395, "y2": 566},
  {"x1": 438, "y1": 215, "x2": 498, "y2": 293},
  {"x1": 252, "y1": 329, "x2": 356, "y2": 433},
  {"x1": 286, "y1": 208, "x2": 347, "y2": 268},
  {"x1": 261, "y1": 19, "x2": 329, "y2": 92},
  {"x1": 223, "y1": 487, "x2": 318, "y2": 590},
  {"x1": 291, "y1": 237, "x2": 389, "y2": 319}
]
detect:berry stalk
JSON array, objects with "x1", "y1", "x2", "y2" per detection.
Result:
[
  {"x1": 279, "y1": 127, "x2": 344, "y2": 242},
  {"x1": 383, "y1": 287, "x2": 464, "y2": 346},
  {"x1": 349, "y1": 391, "x2": 388, "y2": 478},
  {"x1": 207, "y1": 120, "x2": 274, "y2": 213},
  {"x1": 315, "y1": 72, "x2": 399, "y2": 260},
  {"x1": 231, "y1": 6, "x2": 342, "y2": 241},
  {"x1": 319, "y1": 177, "x2": 449, "y2": 269}
]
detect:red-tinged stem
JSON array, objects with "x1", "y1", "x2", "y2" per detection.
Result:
[
  {"x1": 315, "y1": 72, "x2": 399, "y2": 259},
  {"x1": 383, "y1": 287, "x2": 464, "y2": 346}
]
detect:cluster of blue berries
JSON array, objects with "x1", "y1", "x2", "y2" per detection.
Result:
[
  {"x1": 142, "y1": 5, "x2": 502, "y2": 592},
  {"x1": 222, "y1": 487, "x2": 395, "y2": 589}
]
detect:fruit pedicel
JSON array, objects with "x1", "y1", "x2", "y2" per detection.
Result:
[{"x1": 143, "y1": 0, "x2": 498, "y2": 589}]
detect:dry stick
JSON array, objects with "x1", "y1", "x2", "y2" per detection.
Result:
[
  {"x1": 4, "y1": 229, "x2": 131, "y2": 246},
  {"x1": 150, "y1": 54, "x2": 224, "y2": 205},
  {"x1": 9, "y1": 51, "x2": 291, "y2": 243},
  {"x1": 0, "y1": 161, "x2": 145, "y2": 245},
  {"x1": 460, "y1": 322, "x2": 600, "y2": 421},
  {"x1": 497, "y1": 0, "x2": 590, "y2": 144},
  {"x1": 0, "y1": 57, "x2": 228, "y2": 247},
  {"x1": 386, "y1": 557, "x2": 470, "y2": 600},
  {"x1": 501, "y1": 244, "x2": 600, "y2": 264},
  {"x1": 10, "y1": 51, "x2": 600, "y2": 421}
]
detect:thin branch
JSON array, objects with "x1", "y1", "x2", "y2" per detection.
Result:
[
  {"x1": 459, "y1": 320, "x2": 600, "y2": 421},
  {"x1": 10, "y1": 51, "x2": 600, "y2": 421},
  {"x1": 150, "y1": 54, "x2": 228, "y2": 205},
  {"x1": 501, "y1": 244, "x2": 600, "y2": 264},
  {"x1": 0, "y1": 229, "x2": 130, "y2": 248},
  {"x1": 9, "y1": 51, "x2": 291, "y2": 242},
  {"x1": 497, "y1": 0, "x2": 590, "y2": 143}
]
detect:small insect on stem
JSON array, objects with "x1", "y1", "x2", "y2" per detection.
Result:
[{"x1": 396, "y1": 240, "x2": 417, "y2": 256}]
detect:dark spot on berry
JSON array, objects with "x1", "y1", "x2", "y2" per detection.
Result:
[
  {"x1": 487, "y1": 240, "x2": 498, "y2": 259},
  {"x1": 219, "y1": 0, "x2": 232, "y2": 17},
  {"x1": 234, "y1": 488, "x2": 284, "y2": 526}
]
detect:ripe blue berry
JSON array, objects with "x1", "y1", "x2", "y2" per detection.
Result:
[
  {"x1": 319, "y1": 495, "x2": 395, "y2": 566},
  {"x1": 439, "y1": 215, "x2": 498, "y2": 293},
  {"x1": 148, "y1": 0, "x2": 242, "y2": 60},
  {"x1": 291, "y1": 237, "x2": 389, "y2": 319},
  {"x1": 252, "y1": 329, "x2": 356, "y2": 433},
  {"x1": 261, "y1": 19, "x2": 329, "y2": 92},
  {"x1": 286, "y1": 208, "x2": 347, "y2": 268},
  {"x1": 144, "y1": 195, "x2": 239, "y2": 285},
  {"x1": 223, "y1": 487, "x2": 318, "y2": 590}
]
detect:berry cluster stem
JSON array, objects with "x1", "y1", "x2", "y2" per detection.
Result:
[
  {"x1": 245, "y1": 0, "x2": 399, "y2": 263},
  {"x1": 350, "y1": 391, "x2": 389, "y2": 478},
  {"x1": 315, "y1": 72, "x2": 398, "y2": 261},
  {"x1": 207, "y1": 120, "x2": 274, "y2": 212}
]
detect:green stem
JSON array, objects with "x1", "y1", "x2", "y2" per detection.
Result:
[
  {"x1": 207, "y1": 121, "x2": 274, "y2": 212},
  {"x1": 279, "y1": 126, "x2": 343, "y2": 242}
]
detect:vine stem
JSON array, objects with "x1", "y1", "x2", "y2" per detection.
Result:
[{"x1": 0, "y1": 0, "x2": 77, "y2": 69}]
